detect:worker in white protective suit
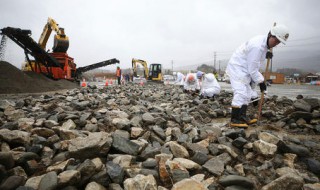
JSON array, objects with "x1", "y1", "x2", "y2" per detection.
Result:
[
  {"x1": 183, "y1": 73, "x2": 200, "y2": 95},
  {"x1": 249, "y1": 81, "x2": 259, "y2": 106},
  {"x1": 175, "y1": 72, "x2": 185, "y2": 86},
  {"x1": 200, "y1": 73, "x2": 221, "y2": 100},
  {"x1": 226, "y1": 24, "x2": 289, "y2": 128}
]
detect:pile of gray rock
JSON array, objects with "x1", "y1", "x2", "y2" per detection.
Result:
[{"x1": 0, "y1": 83, "x2": 319, "y2": 190}]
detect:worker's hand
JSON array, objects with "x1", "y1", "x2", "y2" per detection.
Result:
[
  {"x1": 259, "y1": 82, "x2": 267, "y2": 92},
  {"x1": 266, "y1": 51, "x2": 273, "y2": 59}
]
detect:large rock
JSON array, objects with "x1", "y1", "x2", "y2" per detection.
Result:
[
  {"x1": 57, "y1": 170, "x2": 81, "y2": 187},
  {"x1": 219, "y1": 175, "x2": 254, "y2": 189},
  {"x1": 261, "y1": 173, "x2": 304, "y2": 190},
  {"x1": 124, "y1": 174, "x2": 157, "y2": 190},
  {"x1": 85, "y1": 181, "x2": 107, "y2": 190},
  {"x1": 68, "y1": 132, "x2": 112, "y2": 159},
  {"x1": 171, "y1": 178, "x2": 208, "y2": 190},
  {"x1": 0, "y1": 152, "x2": 15, "y2": 169},
  {"x1": 293, "y1": 99, "x2": 312, "y2": 112},
  {"x1": 112, "y1": 134, "x2": 140, "y2": 155},
  {"x1": 253, "y1": 139, "x2": 277, "y2": 156},
  {"x1": 0, "y1": 129, "x2": 30, "y2": 145},
  {"x1": 0, "y1": 175, "x2": 25, "y2": 190},
  {"x1": 38, "y1": 171, "x2": 58, "y2": 190}
]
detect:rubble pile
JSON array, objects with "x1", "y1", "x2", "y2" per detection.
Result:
[
  {"x1": 0, "y1": 83, "x2": 320, "y2": 190},
  {"x1": 0, "y1": 61, "x2": 79, "y2": 94}
]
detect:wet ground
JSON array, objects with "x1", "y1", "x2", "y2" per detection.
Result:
[{"x1": 219, "y1": 82, "x2": 320, "y2": 99}]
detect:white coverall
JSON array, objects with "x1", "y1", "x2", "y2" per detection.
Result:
[
  {"x1": 183, "y1": 73, "x2": 200, "y2": 91},
  {"x1": 226, "y1": 35, "x2": 268, "y2": 107},
  {"x1": 250, "y1": 82, "x2": 258, "y2": 99},
  {"x1": 200, "y1": 73, "x2": 221, "y2": 97},
  {"x1": 175, "y1": 72, "x2": 185, "y2": 86}
]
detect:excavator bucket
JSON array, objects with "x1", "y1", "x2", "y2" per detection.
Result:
[{"x1": 53, "y1": 34, "x2": 69, "y2": 53}]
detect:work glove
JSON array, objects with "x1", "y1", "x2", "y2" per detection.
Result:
[
  {"x1": 266, "y1": 51, "x2": 273, "y2": 59},
  {"x1": 259, "y1": 82, "x2": 267, "y2": 92}
]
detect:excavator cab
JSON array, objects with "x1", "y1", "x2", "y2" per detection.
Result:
[{"x1": 149, "y1": 63, "x2": 162, "y2": 81}]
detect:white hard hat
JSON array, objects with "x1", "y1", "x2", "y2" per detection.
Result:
[{"x1": 270, "y1": 24, "x2": 289, "y2": 44}]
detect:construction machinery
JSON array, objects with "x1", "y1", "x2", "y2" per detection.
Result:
[
  {"x1": 0, "y1": 18, "x2": 119, "y2": 80},
  {"x1": 22, "y1": 17, "x2": 76, "y2": 79},
  {"x1": 132, "y1": 58, "x2": 162, "y2": 81},
  {"x1": 38, "y1": 17, "x2": 69, "y2": 53}
]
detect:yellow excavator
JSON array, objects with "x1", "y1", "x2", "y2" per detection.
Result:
[
  {"x1": 132, "y1": 58, "x2": 162, "y2": 81},
  {"x1": 38, "y1": 17, "x2": 69, "y2": 53},
  {"x1": 21, "y1": 17, "x2": 76, "y2": 79},
  {"x1": 1, "y1": 18, "x2": 119, "y2": 80}
]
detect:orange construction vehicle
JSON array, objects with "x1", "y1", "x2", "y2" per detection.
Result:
[
  {"x1": 1, "y1": 18, "x2": 119, "y2": 80},
  {"x1": 22, "y1": 17, "x2": 76, "y2": 79}
]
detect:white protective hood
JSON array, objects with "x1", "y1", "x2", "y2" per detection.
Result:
[{"x1": 200, "y1": 73, "x2": 221, "y2": 96}]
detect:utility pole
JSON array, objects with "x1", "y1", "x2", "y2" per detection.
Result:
[
  {"x1": 171, "y1": 60, "x2": 173, "y2": 74},
  {"x1": 218, "y1": 60, "x2": 221, "y2": 75},
  {"x1": 214, "y1": 51, "x2": 216, "y2": 72}
]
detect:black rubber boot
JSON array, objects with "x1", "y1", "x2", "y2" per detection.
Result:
[
  {"x1": 230, "y1": 107, "x2": 248, "y2": 128},
  {"x1": 240, "y1": 105, "x2": 257, "y2": 125}
]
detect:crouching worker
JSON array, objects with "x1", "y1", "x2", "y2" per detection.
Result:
[
  {"x1": 175, "y1": 72, "x2": 185, "y2": 87},
  {"x1": 199, "y1": 73, "x2": 221, "y2": 100},
  {"x1": 183, "y1": 73, "x2": 200, "y2": 95}
]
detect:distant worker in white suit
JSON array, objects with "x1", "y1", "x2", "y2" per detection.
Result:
[
  {"x1": 175, "y1": 72, "x2": 185, "y2": 86},
  {"x1": 199, "y1": 73, "x2": 221, "y2": 100},
  {"x1": 183, "y1": 73, "x2": 200, "y2": 95}
]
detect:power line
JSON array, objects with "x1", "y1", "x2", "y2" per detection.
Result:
[
  {"x1": 289, "y1": 35, "x2": 320, "y2": 42},
  {"x1": 282, "y1": 41, "x2": 320, "y2": 47}
]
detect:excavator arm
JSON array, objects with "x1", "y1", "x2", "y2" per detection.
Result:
[
  {"x1": 38, "y1": 17, "x2": 69, "y2": 53},
  {"x1": 132, "y1": 58, "x2": 149, "y2": 79}
]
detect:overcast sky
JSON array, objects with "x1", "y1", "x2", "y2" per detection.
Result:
[{"x1": 1, "y1": 0, "x2": 320, "y2": 72}]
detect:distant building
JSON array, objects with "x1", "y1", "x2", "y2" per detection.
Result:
[
  {"x1": 262, "y1": 72, "x2": 285, "y2": 84},
  {"x1": 304, "y1": 73, "x2": 319, "y2": 83}
]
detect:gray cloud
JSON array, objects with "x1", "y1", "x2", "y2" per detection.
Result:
[{"x1": 1, "y1": 0, "x2": 320, "y2": 72}]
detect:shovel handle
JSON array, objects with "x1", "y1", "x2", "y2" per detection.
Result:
[{"x1": 257, "y1": 22, "x2": 276, "y2": 122}]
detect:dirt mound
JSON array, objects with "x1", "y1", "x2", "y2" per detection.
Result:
[{"x1": 0, "y1": 61, "x2": 79, "y2": 94}]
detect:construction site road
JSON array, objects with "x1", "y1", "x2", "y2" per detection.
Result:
[
  {"x1": 219, "y1": 82, "x2": 320, "y2": 99},
  {"x1": 85, "y1": 80, "x2": 320, "y2": 100}
]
